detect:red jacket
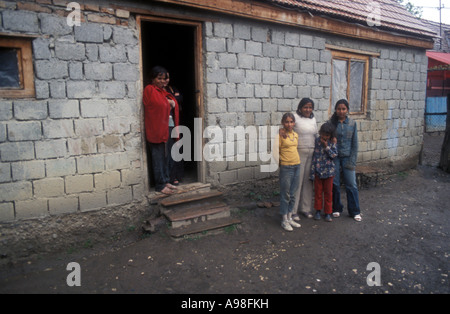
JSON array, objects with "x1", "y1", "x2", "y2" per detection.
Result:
[{"x1": 143, "y1": 84, "x2": 179, "y2": 144}]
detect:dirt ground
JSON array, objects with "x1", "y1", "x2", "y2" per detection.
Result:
[{"x1": 0, "y1": 133, "x2": 449, "y2": 294}]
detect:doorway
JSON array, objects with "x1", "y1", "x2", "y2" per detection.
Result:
[{"x1": 139, "y1": 17, "x2": 203, "y2": 190}]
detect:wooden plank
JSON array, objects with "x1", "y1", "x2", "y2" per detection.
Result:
[
  {"x1": 165, "y1": 203, "x2": 229, "y2": 222},
  {"x1": 160, "y1": 190, "x2": 223, "y2": 207},
  {"x1": 148, "y1": 182, "x2": 211, "y2": 203},
  {"x1": 168, "y1": 217, "x2": 241, "y2": 238}
]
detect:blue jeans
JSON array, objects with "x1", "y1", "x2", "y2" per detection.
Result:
[
  {"x1": 332, "y1": 157, "x2": 361, "y2": 217},
  {"x1": 279, "y1": 164, "x2": 301, "y2": 216},
  {"x1": 150, "y1": 142, "x2": 170, "y2": 192}
]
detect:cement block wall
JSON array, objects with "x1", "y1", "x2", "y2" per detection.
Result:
[
  {"x1": 0, "y1": 1, "x2": 144, "y2": 222},
  {"x1": 0, "y1": 0, "x2": 428, "y2": 224},
  {"x1": 203, "y1": 17, "x2": 427, "y2": 186}
]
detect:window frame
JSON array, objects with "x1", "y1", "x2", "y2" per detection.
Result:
[
  {"x1": 329, "y1": 48, "x2": 371, "y2": 118},
  {"x1": 0, "y1": 36, "x2": 35, "y2": 98}
]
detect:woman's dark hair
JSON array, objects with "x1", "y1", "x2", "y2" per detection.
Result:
[
  {"x1": 149, "y1": 66, "x2": 168, "y2": 80},
  {"x1": 319, "y1": 121, "x2": 336, "y2": 136},
  {"x1": 296, "y1": 98, "x2": 315, "y2": 118},
  {"x1": 330, "y1": 99, "x2": 350, "y2": 127},
  {"x1": 281, "y1": 112, "x2": 295, "y2": 124}
]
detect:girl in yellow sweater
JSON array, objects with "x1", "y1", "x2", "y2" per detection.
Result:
[{"x1": 277, "y1": 113, "x2": 302, "y2": 231}]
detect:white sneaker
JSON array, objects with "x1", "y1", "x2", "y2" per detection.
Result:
[
  {"x1": 288, "y1": 219, "x2": 301, "y2": 228},
  {"x1": 281, "y1": 220, "x2": 293, "y2": 231}
]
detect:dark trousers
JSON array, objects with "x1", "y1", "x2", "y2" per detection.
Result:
[{"x1": 150, "y1": 142, "x2": 170, "y2": 192}]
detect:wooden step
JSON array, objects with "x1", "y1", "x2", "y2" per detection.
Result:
[
  {"x1": 168, "y1": 217, "x2": 242, "y2": 238},
  {"x1": 160, "y1": 190, "x2": 223, "y2": 207},
  {"x1": 148, "y1": 182, "x2": 211, "y2": 204},
  {"x1": 164, "y1": 200, "x2": 228, "y2": 222}
]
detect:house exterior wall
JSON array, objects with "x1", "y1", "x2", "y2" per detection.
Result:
[
  {"x1": 203, "y1": 17, "x2": 428, "y2": 186},
  {"x1": 0, "y1": 1, "x2": 145, "y2": 224},
  {"x1": 0, "y1": 0, "x2": 428, "y2": 227}
]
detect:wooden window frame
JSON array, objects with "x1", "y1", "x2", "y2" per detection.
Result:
[
  {"x1": 329, "y1": 49, "x2": 371, "y2": 118},
  {"x1": 0, "y1": 36, "x2": 35, "y2": 98}
]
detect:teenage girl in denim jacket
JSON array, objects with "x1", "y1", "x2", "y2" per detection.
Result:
[{"x1": 330, "y1": 99, "x2": 362, "y2": 222}]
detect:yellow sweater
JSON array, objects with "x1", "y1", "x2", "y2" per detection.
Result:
[{"x1": 278, "y1": 131, "x2": 301, "y2": 166}]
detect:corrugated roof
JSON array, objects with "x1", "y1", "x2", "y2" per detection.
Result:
[
  {"x1": 427, "y1": 51, "x2": 450, "y2": 65},
  {"x1": 263, "y1": 0, "x2": 436, "y2": 38}
]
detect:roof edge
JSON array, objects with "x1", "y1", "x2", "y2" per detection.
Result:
[{"x1": 151, "y1": 0, "x2": 434, "y2": 49}]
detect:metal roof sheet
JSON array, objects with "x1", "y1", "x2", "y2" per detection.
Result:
[{"x1": 264, "y1": 0, "x2": 436, "y2": 38}]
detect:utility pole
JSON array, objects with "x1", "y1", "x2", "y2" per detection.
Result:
[{"x1": 439, "y1": 0, "x2": 442, "y2": 50}]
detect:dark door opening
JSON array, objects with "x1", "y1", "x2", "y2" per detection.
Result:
[{"x1": 141, "y1": 20, "x2": 199, "y2": 189}]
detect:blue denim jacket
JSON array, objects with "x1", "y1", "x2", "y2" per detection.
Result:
[{"x1": 334, "y1": 117, "x2": 358, "y2": 168}]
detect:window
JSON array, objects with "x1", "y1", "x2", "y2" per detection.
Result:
[
  {"x1": 329, "y1": 48, "x2": 370, "y2": 115},
  {"x1": 0, "y1": 37, "x2": 35, "y2": 98}
]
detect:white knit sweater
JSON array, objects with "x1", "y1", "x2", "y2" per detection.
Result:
[{"x1": 293, "y1": 112, "x2": 318, "y2": 149}]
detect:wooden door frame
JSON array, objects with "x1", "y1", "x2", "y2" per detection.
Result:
[{"x1": 137, "y1": 15, "x2": 205, "y2": 192}]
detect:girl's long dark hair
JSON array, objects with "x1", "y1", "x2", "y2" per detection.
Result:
[
  {"x1": 330, "y1": 99, "x2": 350, "y2": 127},
  {"x1": 296, "y1": 98, "x2": 315, "y2": 118}
]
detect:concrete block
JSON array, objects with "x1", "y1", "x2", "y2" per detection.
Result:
[
  {"x1": 15, "y1": 199, "x2": 48, "y2": 220},
  {"x1": 67, "y1": 81, "x2": 96, "y2": 99},
  {"x1": 33, "y1": 38, "x2": 51, "y2": 60},
  {"x1": 11, "y1": 160, "x2": 45, "y2": 180},
  {"x1": 84, "y1": 62, "x2": 113, "y2": 80},
  {"x1": 49, "y1": 196, "x2": 79, "y2": 215},
  {"x1": 34, "y1": 177, "x2": 65, "y2": 197},
  {"x1": 46, "y1": 158, "x2": 77, "y2": 177},
  {"x1": 94, "y1": 171, "x2": 121, "y2": 190},
  {"x1": 0, "y1": 202, "x2": 15, "y2": 222},
  {"x1": 99, "y1": 81, "x2": 126, "y2": 98},
  {"x1": 49, "y1": 81, "x2": 66, "y2": 98},
  {"x1": 113, "y1": 27, "x2": 138, "y2": 45},
  {"x1": 48, "y1": 100, "x2": 80, "y2": 118},
  {"x1": 79, "y1": 192, "x2": 107, "y2": 211},
  {"x1": 40, "y1": 13, "x2": 73, "y2": 36},
  {"x1": 0, "y1": 163, "x2": 11, "y2": 183},
  {"x1": 0, "y1": 181, "x2": 32, "y2": 201},
  {"x1": 35, "y1": 139, "x2": 67, "y2": 159},
  {"x1": 35, "y1": 60, "x2": 68, "y2": 80},
  {"x1": 2, "y1": 10, "x2": 38, "y2": 32},
  {"x1": 55, "y1": 42, "x2": 86, "y2": 61},
  {"x1": 65, "y1": 175, "x2": 94, "y2": 194},
  {"x1": 0, "y1": 142, "x2": 35, "y2": 161},
  {"x1": 0, "y1": 101, "x2": 13, "y2": 120},
  {"x1": 113, "y1": 63, "x2": 139, "y2": 81},
  {"x1": 77, "y1": 155, "x2": 105, "y2": 174},
  {"x1": 42, "y1": 119, "x2": 74, "y2": 138},
  {"x1": 99, "y1": 44, "x2": 127, "y2": 62},
  {"x1": 13, "y1": 101, "x2": 48, "y2": 120},
  {"x1": 107, "y1": 186, "x2": 132, "y2": 205},
  {"x1": 75, "y1": 23, "x2": 104, "y2": 43},
  {"x1": 121, "y1": 168, "x2": 142, "y2": 185},
  {"x1": 80, "y1": 100, "x2": 108, "y2": 118},
  {"x1": 74, "y1": 118, "x2": 103, "y2": 137}
]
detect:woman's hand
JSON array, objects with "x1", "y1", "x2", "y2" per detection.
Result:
[{"x1": 167, "y1": 99, "x2": 176, "y2": 109}]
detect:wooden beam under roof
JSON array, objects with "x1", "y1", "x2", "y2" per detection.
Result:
[{"x1": 148, "y1": 0, "x2": 434, "y2": 49}]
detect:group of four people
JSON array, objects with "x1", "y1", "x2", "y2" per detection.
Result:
[{"x1": 278, "y1": 98, "x2": 362, "y2": 232}]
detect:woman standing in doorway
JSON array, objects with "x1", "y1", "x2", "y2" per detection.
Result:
[
  {"x1": 330, "y1": 99, "x2": 362, "y2": 222},
  {"x1": 143, "y1": 66, "x2": 179, "y2": 195}
]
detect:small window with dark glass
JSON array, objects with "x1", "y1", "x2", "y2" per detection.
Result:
[
  {"x1": 0, "y1": 37, "x2": 35, "y2": 98},
  {"x1": 0, "y1": 47, "x2": 22, "y2": 88}
]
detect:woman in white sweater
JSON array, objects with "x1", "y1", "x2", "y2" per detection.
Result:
[{"x1": 292, "y1": 98, "x2": 318, "y2": 220}]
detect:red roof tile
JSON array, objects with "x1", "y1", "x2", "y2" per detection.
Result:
[{"x1": 263, "y1": 0, "x2": 435, "y2": 38}]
